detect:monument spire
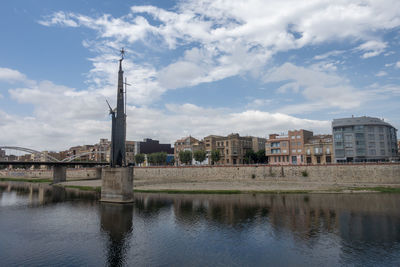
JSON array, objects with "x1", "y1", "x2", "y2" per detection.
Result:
[{"x1": 110, "y1": 48, "x2": 127, "y2": 167}]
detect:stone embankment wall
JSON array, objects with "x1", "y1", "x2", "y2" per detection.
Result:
[
  {"x1": 0, "y1": 168, "x2": 99, "y2": 180},
  {"x1": 134, "y1": 163, "x2": 400, "y2": 184}
]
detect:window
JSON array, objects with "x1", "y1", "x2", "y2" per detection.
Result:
[
  {"x1": 367, "y1": 126, "x2": 374, "y2": 132},
  {"x1": 297, "y1": 142, "x2": 301, "y2": 146},
  {"x1": 380, "y1": 142, "x2": 385, "y2": 148},
  {"x1": 379, "y1": 127, "x2": 384, "y2": 133},
  {"x1": 306, "y1": 149, "x2": 311, "y2": 155},
  {"x1": 355, "y1": 133, "x2": 365, "y2": 139},
  {"x1": 369, "y1": 149, "x2": 376, "y2": 155},
  {"x1": 380, "y1": 149, "x2": 385, "y2": 155},
  {"x1": 326, "y1": 147, "x2": 331, "y2": 154},
  {"x1": 282, "y1": 142, "x2": 287, "y2": 147},
  {"x1": 345, "y1": 149, "x2": 354, "y2": 156},
  {"x1": 282, "y1": 150, "x2": 287, "y2": 153},
  {"x1": 335, "y1": 142, "x2": 343, "y2": 147},
  {"x1": 356, "y1": 148, "x2": 365, "y2": 155},
  {"x1": 368, "y1": 142, "x2": 376, "y2": 148},
  {"x1": 344, "y1": 142, "x2": 353, "y2": 148},
  {"x1": 368, "y1": 134, "x2": 375, "y2": 140},
  {"x1": 354, "y1": 125, "x2": 364, "y2": 131},
  {"x1": 379, "y1": 134, "x2": 384, "y2": 140},
  {"x1": 297, "y1": 149, "x2": 302, "y2": 153},
  {"x1": 292, "y1": 149, "x2": 296, "y2": 153},
  {"x1": 326, "y1": 156, "x2": 332, "y2": 163},
  {"x1": 296, "y1": 135, "x2": 301, "y2": 139},
  {"x1": 344, "y1": 135, "x2": 353, "y2": 142},
  {"x1": 291, "y1": 136, "x2": 295, "y2": 139},
  {"x1": 334, "y1": 134, "x2": 343, "y2": 141}
]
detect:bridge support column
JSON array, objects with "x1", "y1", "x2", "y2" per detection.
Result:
[
  {"x1": 100, "y1": 167, "x2": 133, "y2": 203},
  {"x1": 95, "y1": 167, "x2": 102, "y2": 179},
  {"x1": 53, "y1": 166, "x2": 66, "y2": 183}
]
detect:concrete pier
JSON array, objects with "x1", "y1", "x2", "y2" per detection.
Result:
[
  {"x1": 53, "y1": 166, "x2": 66, "y2": 183},
  {"x1": 100, "y1": 167, "x2": 134, "y2": 203}
]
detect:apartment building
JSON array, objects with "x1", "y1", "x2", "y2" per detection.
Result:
[
  {"x1": 304, "y1": 135, "x2": 333, "y2": 164},
  {"x1": 332, "y1": 116, "x2": 398, "y2": 162},
  {"x1": 266, "y1": 129, "x2": 313, "y2": 165},
  {"x1": 204, "y1": 135, "x2": 224, "y2": 164},
  {"x1": 215, "y1": 133, "x2": 254, "y2": 165},
  {"x1": 252, "y1": 137, "x2": 267, "y2": 152},
  {"x1": 174, "y1": 136, "x2": 204, "y2": 164}
]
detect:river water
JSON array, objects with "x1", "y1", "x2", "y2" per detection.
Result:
[{"x1": 1, "y1": 182, "x2": 400, "y2": 266}]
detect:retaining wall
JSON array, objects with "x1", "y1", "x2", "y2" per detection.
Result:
[
  {"x1": 0, "y1": 168, "x2": 99, "y2": 180},
  {"x1": 133, "y1": 163, "x2": 400, "y2": 184}
]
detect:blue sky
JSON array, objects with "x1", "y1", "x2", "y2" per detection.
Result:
[{"x1": 0, "y1": 0, "x2": 399, "y2": 151}]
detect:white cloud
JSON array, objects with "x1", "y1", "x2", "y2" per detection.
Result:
[
  {"x1": 376, "y1": 71, "x2": 387, "y2": 77},
  {"x1": 396, "y1": 61, "x2": 400, "y2": 68},
  {"x1": 0, "y1": 93, "x2": 3, "y2": 99},
  {"x1": 313, "y1": 50, "x2": 345, "y2": 60},
  {"x1": 38, "y1": 1, "x2": 400, "y2": 102},
  {"x1": 0, "y1": 67, "x2": 32, "y2": 84},
  {"x1": 264, "y1": 62, "x2": 366, "y2": 113},
  {"x1": 355, "y1": 40, "x2": 387, "y2": 58},
  {"x1": 38, "y1": 11, "x2": 79, "y2": 27},
  {"x1": 0, "y1": 68, "x2": 331, "y2": 150}
]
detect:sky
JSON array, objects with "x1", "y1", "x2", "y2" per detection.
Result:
[{"x1": 0, "y1": 0, "x2": 400, "y2": 151}]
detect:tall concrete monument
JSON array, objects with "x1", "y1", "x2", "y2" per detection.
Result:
[
  {"x1": 109, "y1": 48, "x2": 127, "y2": 167},
  {"x1": 101, "y1": 48, "x2": 134, "y2": 203}
]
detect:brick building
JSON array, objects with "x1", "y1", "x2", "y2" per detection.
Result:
[
  {"x1": 266, "y1": 129, "x2": 313, "y2": 165},
  {"x1": 304, "y1": 135, "x2": 333, "y2": 164}
]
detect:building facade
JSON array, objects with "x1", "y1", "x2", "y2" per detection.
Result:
[
  {"x1": 174, "y1": 136, "x2": 204, "y2": 164},
  {"x1": 266, "y1": 129, "x2": 313, "y2": 165},
  {"x1": 135, "y1": 138, "x2": 174, "y2": 155},
  {"x1": 332, "y1": 116, "x2": 398, "y2": 162},
  {"x1": 304, "y1": 135, "x2": 333, "y2": 164},
  {"x1": 215, "y1": 133, "x2": 253, "y2": 165}
]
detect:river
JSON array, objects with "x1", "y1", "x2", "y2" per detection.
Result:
[{"x1": 1, "y1": 182, "x2": 399, "y2": 266}]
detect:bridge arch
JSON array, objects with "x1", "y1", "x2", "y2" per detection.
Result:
[
  {"x1": 0, "y1": 146, "x2": 60, "y2": 162},
  {"x1": 62, "y1": 151, "x2": 108, "y2": 162}
]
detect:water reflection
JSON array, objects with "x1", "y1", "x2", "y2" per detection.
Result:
[
  {"x1": 100, "y1": 203, "x2": 133, "y2": 267},
  {"x1": 1, "y1": 183, "x2": 400, "y2": 266},
  {"x1": 0, "y1": 182, "x2": 98, "y2": 206}
]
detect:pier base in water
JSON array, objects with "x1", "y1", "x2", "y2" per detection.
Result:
[{"x1": 100, "y1": 167, "x2": 133, "y2": 203}]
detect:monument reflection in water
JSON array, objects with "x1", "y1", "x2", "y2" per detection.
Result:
[{"x1": 100, "y1": 203, "x2": 133, "y2": 267}]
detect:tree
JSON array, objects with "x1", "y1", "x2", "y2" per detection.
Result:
[
  {"x1": 210, "y1": 150, "x2": 221, "y2": 165},
  {"x1": 148, "y1": 152, "x2": 167, "y2": 166},
  {"x1": 256, "y1": 149, "x2": 267, "y2": 164},
  {"x1": 179, "y1": 150, "x2": 192, "y2": 165},
  {"x1": 193, "y1": 150, "x2": 206, "y2": 163},
  {"x1": 244, "y1": 150, "x2": 256, "y2": 164},
  {"x1": 135, "y1": 153, "x2": 145, "y2": 166}
]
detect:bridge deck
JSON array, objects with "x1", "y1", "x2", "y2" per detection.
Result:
[{"x1": 0, "y1": 161, "x2": 109, "y2": 167}]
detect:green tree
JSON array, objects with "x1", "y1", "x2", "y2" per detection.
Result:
[
  {"x1": 244, "y1": 150, "x2": 256, "y2": 164},
  {"x1": 193, "y1": 150, "x2": 206, "y2": 163},
  {"x1": 156, "y1": 152, "x2": 167, "y2": 165},
  {"x1": 179, "y1": 150, "x2": 192, "y2": 165},
  {"x1": 134, "y1": 153, "x2": 145, "y2": 166},
  {"x1": 256, "y1": 149, "x2": 267, "y2": 164},
  {"x1": 147, "y1": 152, "x2": 167, "y2": 166},
  {"x1": 210, "y1": 150, "x2": 221, "y2": 165}
]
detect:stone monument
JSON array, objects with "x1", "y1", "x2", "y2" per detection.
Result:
[{"x1": 101, "y1": 48, "x2": 134, "y2": 203}]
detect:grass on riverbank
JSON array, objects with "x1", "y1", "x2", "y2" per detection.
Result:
[
  {"x1": 349, "y1": 187, "x2": 400, "y2": 193},
  {"x1": 133, "y1": 189, "x2": 312, "y2": 194},
  {"x1": 0, "y1": 177, "x2": 52, "y2": 183},
  {"x1": 63, "y1": 185, "x2": 101, "y2": 192}
]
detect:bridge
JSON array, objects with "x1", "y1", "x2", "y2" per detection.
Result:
[{"x1": 0, "y1": 146, "x2": 109, "y2": 183}]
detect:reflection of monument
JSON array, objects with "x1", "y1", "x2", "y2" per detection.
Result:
[{"x1": 100, "y1": 202, "x2": 133, "y2": 266}]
